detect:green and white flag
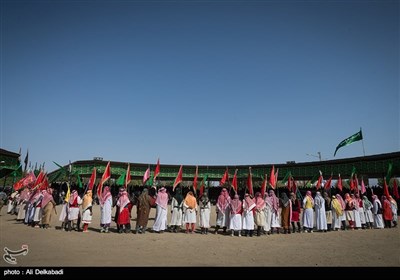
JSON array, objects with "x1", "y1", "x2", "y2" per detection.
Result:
[{"x1": 334, "y1": 129, "x2": 363, "y2": 157}]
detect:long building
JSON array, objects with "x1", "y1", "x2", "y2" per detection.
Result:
[{"x1": 47, "y1": 151, "x2": 400, "y2": 187}]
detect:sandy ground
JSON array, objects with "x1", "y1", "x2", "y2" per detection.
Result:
[{"x1": 0, "y1": 204, "x2": 399, "y2": 267}]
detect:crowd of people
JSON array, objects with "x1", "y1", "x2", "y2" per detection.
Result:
[{"x1": 2, "y1": 184, "x2": 398, "y2": 236}]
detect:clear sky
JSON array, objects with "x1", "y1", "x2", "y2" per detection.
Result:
[{"x1": 1, "y1": 0, "x2": 399, "y2": 172}]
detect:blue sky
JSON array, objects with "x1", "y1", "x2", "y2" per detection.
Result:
[{"x1": 1, "y1": 0, "x2": 398, "y2": 172}]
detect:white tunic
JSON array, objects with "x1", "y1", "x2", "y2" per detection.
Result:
[
  {"x1": 216, "y1": 206, "x2": 230, "y2": 228},
  {"x1": 242, "y1": 203, "x2": 255, "y2": 230},
  {"x1": 100, "y1": 196, "x2": 112, "y2": 225},
  {"x1": 82, "y1": 204, "x2": 92, "y2": 223},
  {"x1": 229, "y1": 213, "x2": 242, "y2": 230},
  {"x1": 152, "y1": 204, "x2": 168, "y2": 231},
  {"x1": 199, "y1": 201, "x2": 211, "y2": 228},
  {"x1": 314, "y1": 195, "x2": 327, "y2": 231},
  {"x1": 263, "y1": 203, "x2": 272, "y2": 232},
  {"x1": 372, "y1": 199, "x2": 384, "y2": 229},
  {"x1": 169, "y1": 197, "x2": 183, "y2": 226},
  {"x1": 68, "y1": 196, "x2": 82, "y2": 221},
  {"x1": 183, "y1": 202, "x2": 197, "y2": 224}
]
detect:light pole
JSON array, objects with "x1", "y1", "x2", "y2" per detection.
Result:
[{"x1": 306, "y1": 152, "x2": 322, "y2": 161}]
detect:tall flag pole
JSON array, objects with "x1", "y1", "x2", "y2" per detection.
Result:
[
  {"x1": 173, "y1": 165, "x2": 183, "y2": 191},
  {"x1": 333, "y1": 128, "x2": 363, "y2": 157},
  {"x1": 24, "y1": 149, "x2": 29, "y2": 174},
  {"x1": 269, "y1": 165, "x2": 276, "y2": 190},
  {"x1": 383, "y1": 177, "x2": 390, "y2": 198},
  {"x1": 337, "y1": 173, "x2": 343, "y2": 192},
  {"x1": 154, "y1": 158, "x2": 160, "y2": 180},
  {"x1": 385, "y1": 163, "x2": 393, "y2": 185},
  {"x1": 392, "y1": 179, "x2": 399, "y2": 200},
  {"x1": 193, "y1": 166, "x2": 198, "y2": 196},
  {"x1": 143, "y1": 166, "x2": 150, "y2": 185},
  {"x1": 246, "y1": 167, "x2": 253, "y2": 196},
  {"x1": 324, "y1": 174, "x2": 333, "y2": 191},
  {"x1": 360, "y1": 177, "x2": 366, "y2": 195},
  {"x1": 260, "y1": 174, "x2": 267, "y2": 197},
  {"x1": 220, "y1": 168, "x2": 229, "y2": 186},
  {"x1": 97, "y1": 161, "x2": 111, "y2": 200},
  {"x1": 231, "y1": 169, "x2": 238, "y2": 194},
  {"x1": 315, "y1": 171, "x2": 323, "y2": 190},
  {"x1": 199, "y1": 174, "x2": 208, "y2": 198},
  {"x1": 88, "y1": 167, "x2": 96, "y2": 190},
  {"x1": 125, "y1": 164, "x2": 131, "y2": 189}
]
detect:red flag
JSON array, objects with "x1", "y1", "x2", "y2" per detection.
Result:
[
  {"x1": 269, "y1": 165, "x2": 276, "y2": 189},
  {"x1": 337, "y1": 174, "x2": 343, "y2": 192},
  {"x1": 199, "y1": 179, "x2": 205, "y2": 198},
  {"x1": 231, "y1": 169, "x2": 238, "y2": 193},
  {"x1": 98, "y1": 161, "x2": 111, "y2": 199},
  {"x1": 361, "y1": 177, "x2": 366, "y2": 194},
  {"x1": 261, "y1": 174, "x2": 267, "y2": 197},
  {"x1": 383, "y1": 178, "x2": 390, "y2": 198},
  {"x1": 34, "y1": 171, "x2": 45, "y2": 188},
  {"x1": 393, "y1": 179, "x2": 399, "y2": 199},
  {"x1": 292, "y1": 178, "x2": 297, "y2": 195},
  {"x1": 13, "y1": 178, "x2": 25, "y2": 191},
  {"x1": 287, "y1": 175, "x2": 292, "y2": 191},
  {"x1": 143, "y1": 167, "x2": 150, "y2": 185},
  {"x1": 154, "y1": 158, "x2": 160, "y2": 180},
  {"x1": 193, "y1": 166, "x2": 198, "y2": 195},
  {"x1": 324, "y1": 175, "x2": 332, "y2": 191},
  {"x1": 39, "y1": 175, "x2": 49, "y2": 191},
  {"x1": 173, "y1": 165, "x2": 183, "y2": 191},
  {"x1": 125, "y1": 164, "x2": 131, "y2": 188},
  {"x1": 220, "y1": 168, "x2": 229, "y2": 186},
  {"x1": 350, "y1": 174, "x2": 357, "y2": 191},
  {"x1": 88, "y1": 168, "x2": 96, "y2": 190},
  {"x1": 315, "y1": 171, "x2": 323, "y2": 189},
  {"x1": 247, "y1": 167, "x2": 253, "y2": 195}
]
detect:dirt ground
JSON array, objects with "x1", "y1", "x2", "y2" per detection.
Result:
[{"x1": 0, "y1": 204, "x2": 399, "y2": 267}]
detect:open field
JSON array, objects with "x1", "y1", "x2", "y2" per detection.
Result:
[{"x1": 0, "y1": 205, "x2": 399, "y2": 267}]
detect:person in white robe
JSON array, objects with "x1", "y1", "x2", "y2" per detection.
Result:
[
  {"x1": 100, "y1": 186, "x2": 113, "y2": 233},
  {"x1": 351, "y1": 194, "x2": 362, "y2": 229},
  {"x1": 267, "y1": 190, "x2": 281, "y2": 234},
  {"x1": 362, "y1": 195, "x2": 374, "y2": 229},
  {"x1": 242, "y1": 194, "x2": 255, "y2": 237},
  {"x1": 335, "y1": 194, "x2": 347, "y2": 230},
  {"x1": 152, "y1": 187, "x2": 169, "y2": 233},
  {"x1": 372, "y1": 195, "x2": 384, "y2": 229},
  {"x1": 182, "y1": 191, "x2": 197, "y2": 234},
  {"x1": 388, "y1": 196, "x2": 398, "y2": 228},
  {"x1": 199, "y1": 192, "x2": 211, "y2": 234},
  {"x1": 263, "y1": 193, "x2": 272, "y2": 234},
  {"x1": 68, "y1": 190, "x2": 82, "y2": 231},
  {"x1": 169, "y1": 188, "x2": 183, "y2": 233},
  {"x1": 32, "y1": 191, "x2": 44, "y2": 228},
  {"x1": 354, "y1": 193, "x2": 366, "y2": 229},
  {"x1": 302, "y1": 190, "x2": 314, "y2": 233},
  {"x1": 314, "y1": 191, "x2": 327, "y2": 232},
  {"x1": 81, "y1": 190, "x2": 93, "y2": 233},
  {"x1": 229, "y1": 194, "x2": 242, "y2": 236},
  {"x1": 215, "y1": 188, "x2": 231, "y2": 234},
  {"x1": 254, "y1": 192, "x2": 266, "y2": 236},
  {"x1": 331, "y1": 195, "x2": 343, "y2": 231}
]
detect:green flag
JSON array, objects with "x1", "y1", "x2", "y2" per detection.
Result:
[
  {"x1": 280, "y1": 171, "x2": 292, "y2": 184},
  {"x1": 334, "y1": 129, "x2": 363, "y2": 157},
  {"x1": 75, "y1": 172, "x2": 83, "y2": 189},
  {"x1": 386, "y1": 163, "x2": 393, "y2": 184},
  {"x1": 146, "y1": 175, "x2": 154, "y2": 187},
  {"x1": 116, "y1": 171, "x2": 126, "y2": 186}
]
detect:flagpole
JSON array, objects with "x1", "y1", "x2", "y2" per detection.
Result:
[
  {"x1": 360, "y1": 127, "x2": 365, "y2": 156},
  {"x1": 361, "y1": 138, "x2": 366, "y2": 157}
]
